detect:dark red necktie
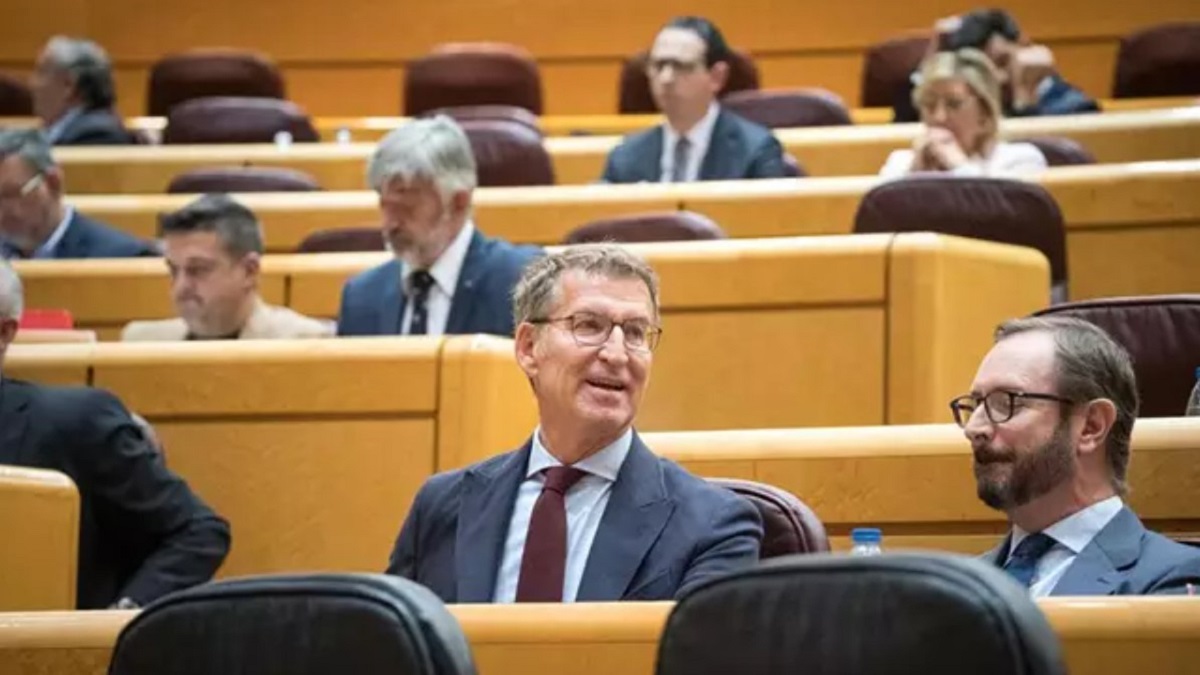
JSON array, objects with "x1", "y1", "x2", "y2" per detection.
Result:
[{"x1": 515, "y1": 466, "x2": 587, "y2": 602}]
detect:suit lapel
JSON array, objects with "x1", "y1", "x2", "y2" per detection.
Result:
[
  {"x1": 51, "y1": 211, "x2": 84, "y2": 259},
  {"x1": 0, "y1": 379, "x2": 32, "y2": 465},
  {"x1": 698, "y1": 111, "x2": 733, "y2": 180},
  {"x1": 444, "y1": 230, "x2": 487, "y2": 335},
  {"x1": 378, "y1": 261, "x2": 406, "y2": 334},
  {"x1": 454, "y1": 442, "x2": 530, "y2": 602},
  {"x1": 1051, "y1": 507, "x2": 1142, "y2": 596},
  {"x1": 640, "y1": 128, "x2": 666, "y2": 183},
  {"x1": 576, "y1": 433, "x2": 675, "y2": 601}
]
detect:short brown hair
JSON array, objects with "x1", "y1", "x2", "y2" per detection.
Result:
[
  {"x1": 995, "y1": 316, "x2": 1139, "y2": 494},
  {"x1": 512, "y1": 245, "x2": 659, "y2": 326}
]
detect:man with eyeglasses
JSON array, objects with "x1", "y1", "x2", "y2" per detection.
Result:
[
  {"x1": 0, "y1": 129, "x2": 155, "y2": 259},
  {"x1": 600, "y1": 16, "x2": 787, "y2": 184},
  {"x1": 386, "y1": 245, "x2": 762, "y2": 602},
  {"x1": 951, "y1": 316, "x2": 1200, "y2": 596}
]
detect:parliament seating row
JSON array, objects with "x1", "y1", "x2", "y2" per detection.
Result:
[
  {"x1": 12, "y1": 233, "x2": 1050, "y2": 427},
  {"x1": 0, "y1": 597, "x2": 1197, "y2": 675},
  {"x1": 48, "y1": 107, "x2": 1200, "y2": 191},
  {"x1": 71, "y1": 160, "x2": 1200, "y2": 301}
]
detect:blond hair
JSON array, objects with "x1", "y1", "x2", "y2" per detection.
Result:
[{"x1": 912, "y1": 48, "x2": 1003, "y2": 153}]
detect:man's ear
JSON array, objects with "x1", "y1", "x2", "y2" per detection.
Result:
[
  {"x1": 708, "y1": 61, "x2": 729, "y2": 93},
  {"x1": 43, "y1": 167, "x2": 66, "y2": 199},
  {"x1": 239, "y1": 252, "x2": 262, "y2": 290},
  {"x1": 0, "y1": 316, "x2": 19, "y2": 355},
  {"x1": 1077, "y1": 398, "x2": 1117, "y2": 458},
  {"x1": 514, "y1": 321, "x2": 540, "y2": 380},
  {"x1": 449, "y1": 190, "x2": 472, "y2": 219}
]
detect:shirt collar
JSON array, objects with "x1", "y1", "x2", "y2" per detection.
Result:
[
  {"x1": 33, "y1": 206, "x2": 75, "y2": 259},
  {"x1": 401, "y1": 219, "x2": 475, "y2": 298},
  {"x1": 663, "y1": 102, "x2": 720, "y2": 150},
  {"x1": 527, "y1": 426, "x2": 633, "y2": 482},
  {"x1": 44, "y1": 106, "x2": 84, "y2": 143},
  {"x1": 1011, "y1": 495, "x2": 1124, "y2": 555}
]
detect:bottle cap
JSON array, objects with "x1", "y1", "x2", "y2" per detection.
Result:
[{"x1": 851, "y1": 527, "x2": 882, "y2": 544}]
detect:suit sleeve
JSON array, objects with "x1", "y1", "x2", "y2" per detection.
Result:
[
  {"x1": 1147, "y1": 556, "x2": 1200, "y2": 596},
  {"x1": 335, "y1": 278, "x2": 360, "y2": 336},
  {"x1": 745, "y1": 133, "x2": 789, "y2": 179},
  {"x1": 75, "y1": 390, "x2": 230, "y2": 604},
  {"x1": 599, "y1": 146, "x2": 622, "y2": 183},
  {"x1": 675, "y1": 493, "x2": 763, "y2": 599},
  {"x1": 386, "y1": 481, "x2": 428, "y2": 577}
]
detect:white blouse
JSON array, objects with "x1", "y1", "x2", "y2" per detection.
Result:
[{"x1": 879, "y1": 141, "x2": 1048, "y2": 179}]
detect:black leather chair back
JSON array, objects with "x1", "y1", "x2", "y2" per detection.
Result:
[
  {"x1": 656, "y1": 552, "x2": 1066, "y2": 675},
  {"x1": 107, "y1": 573, "x2": 477, "y2": 675}
]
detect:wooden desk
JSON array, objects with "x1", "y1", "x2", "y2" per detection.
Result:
[
  {"x1": 50, "y1": 108, "x2": 1200, "y2": 191},
  {"x1": 4, "y1": 336, "x2": 537, "y2": 578},
  {"x1": 73, "y1": 159, "x2": 1200, "y2": 300},
  {"x1": 13, "y1": 234, "x2": 1048, "y2": 436},
  {"x1": 2, "y1": 598, "x2": 1197, "y2": 675},
  {"x1": 647, "y1": 418, "x2": 1200, "y2": 554},
  {"x1": 0, "y1": 466, "x2": 78, "y2": 611}
]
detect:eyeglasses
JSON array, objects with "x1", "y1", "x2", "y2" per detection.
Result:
[
  {"x1": 529, "y1": 311, "x2": 662, "y2": 353},
  {"x1": 0, "y1": 174, "x2": 44, "y2": 206},
  {"x1": 948, "y1": 390, "x2": 1076, "y2": 428},
  {"x1": 646, "y1": 58, "x2": 706, "y2": 76}
]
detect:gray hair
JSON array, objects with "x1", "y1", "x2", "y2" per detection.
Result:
[
  {"x1": 513, "y1": 245, "x2": 660, "y2": 326},
  {"x1": 158, "y1": 193, "x2": 264, "y2": 257},
  {"x1": 995, "y1": 315, "x2": 1139, "y2": 495},
  {"x1": 367, "y1": 115, "x2": 477, "y2": 199},
  {"x1": 41, "y1": 36, "x2": 117, "y2": 110},
  {"x1": 0, "y1": 128, "x2": 57, "y2": 175},
  {"x1": 0, "y1": 259, "x2": 24, "y2": 320}
]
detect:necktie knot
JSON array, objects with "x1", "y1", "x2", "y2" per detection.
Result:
[
  {"x1": 1003, "y1": 532, "x2": 1057, "y2": 588},
  {"x1": 409, "y1": 270, "x2": 435, "y2": 295},
  {"x1": 542, "y1": 466, "x2": 587, "y2": 495}
]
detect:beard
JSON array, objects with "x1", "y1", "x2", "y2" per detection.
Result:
[{"x1": 974, "y1": 421, "x2": 1075, "y2": 511}]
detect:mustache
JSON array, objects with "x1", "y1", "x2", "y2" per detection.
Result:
[{"x1": 972, "y1": 443, "x2": 1013, "y2": 465}]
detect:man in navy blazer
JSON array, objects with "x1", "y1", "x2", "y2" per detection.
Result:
[
  {"x1": 387, "y1": 245, "x2": 762, "y2": 602},
  {"x1": 951, "y1": 316, "x2": 1200, "y2": 596},
  {"x1": 0, "y1": 129, "x2": 156, "y2": 259},
  {"x1": 600, "y1": 17, "x2": 786, "y2": 184},
  {"x1": 337, "y1": 116, "x2": 540, "y2": 337},
  {"x1": 31, "y1": 37, "x2": 135, "y2": 146}
]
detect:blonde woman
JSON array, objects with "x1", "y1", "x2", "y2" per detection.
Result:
[{"x1": 880, "y1": 49, "x2": 1047, "y2": 178}]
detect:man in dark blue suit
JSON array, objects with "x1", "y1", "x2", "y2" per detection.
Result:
[
  {"x1": 601, "y1": 17, "x2": 786, "y2": 184},
  {"x1": 0, "y1": 129, "x2": 156, "y2": 259},
  {"x1": 31, "y1": 37, "x2": 135, "y2": 146},
  {"x1": 387, "y1": 246, "x2": 762, "y2": 602},
  {"x1": 951, "y1": 316, "x2": 1200, "y2": 597},
  {"x1": 337, "y1": 116, "x2": 540, "y2": 337},
  {"x1": 893, "y1": 10, "x2": 1098, "y2": 122}
]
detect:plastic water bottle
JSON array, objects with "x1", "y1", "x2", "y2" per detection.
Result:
[
  {"x1": 850, "y1": 527, "x2": 883, "y2": 556},
  {"x1": 273, "y1": 130, "x2": 293, "y2": 150},
  {"x1": 1186, "y1": 367, "x2": 1200, "y2": 416},
  {"x1": 335, "y1": 127, "x2": 352, "y2": 145}
]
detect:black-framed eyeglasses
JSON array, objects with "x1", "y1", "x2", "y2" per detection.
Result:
[
  {"x1": 529, "y1": 311, "x2": 662, "y2": 353},
  {"x1": 949, "y1": 390, "x2": 1076, "y2": 428}
]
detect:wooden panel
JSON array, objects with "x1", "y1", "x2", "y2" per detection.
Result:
[
  {"x1": 289, "y1": 66, "x2": 406, "y2": 118},
  {"x1": 88, "y1": 338, "x2": 442, "y2": 416},
  {"x1": 4, "y1": 598, "x2": 1200, "y2": 675},
  {"x1": 1068, "y1": 227, "x2": 1200, "y2": 300},
  {"x1": 0, "y1": 466, "x2": 78, "y2": 611},
  {"x1": 158, "y1": 418, "x2": 433, "y2": 576},
  {"x1": 3, "y1": 343, "x2": 94, "y2": 387},
  {"x1": 756, "y1": 53, "x2": 863, "y2": 106}
]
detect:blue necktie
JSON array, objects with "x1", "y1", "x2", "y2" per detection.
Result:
[{"x1": 1003, "y1": 532, "x2": 1057, "y2": 588}]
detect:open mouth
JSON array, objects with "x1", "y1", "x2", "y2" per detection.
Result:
[{"x1": 586, "y1": 378, "x2": 627, "y2": 393}]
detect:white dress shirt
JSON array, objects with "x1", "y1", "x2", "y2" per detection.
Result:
[
  {"x1": 1006, "y1": 495, "x2": 1124, "y2": 598},
  {"x1": 43, "y1": 106, "x2": 83, "y2": 144},
  {"x1": 33, "y1": 206, "x2": 75, "y2": 259},
  {"x1": 398, "y1": 220, "x2": 474, "y2": 335},
  {"x1": 492, "y1": 427, "x2": 633, "y2": 603},
  {"x1": 878, "y1": 141, "x2": 1048, "y2": 179},
  {"x1": 659, "y1": 103, "x2": 721, "y2": 183}
]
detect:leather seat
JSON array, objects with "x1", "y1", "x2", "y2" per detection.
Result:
[
  {"x1": 854, "y1": 176, "x2": 1068, "y2": 303},
  {"x1": 459, "y1": 118, "x2": 554, "y2": 187},
  {"x1": 656, "y1": 552, "x2": 1066, "y2": 675},
  {"x1": 107, "y1": 573, "x2": 477, "y2": 675},
  {"x1": 563, "y1": 211, "x2": 726, "y2": 244},
  {"x1": 1034, "y1": 295, "x2": 1200, "y2": 417},
  {"x1": 1025, "y1": 137, "x2": 1095, "y2": 166},
  {"x1": 618, "y1": 49, "x2": 759, "y2": 114},
  {"x1": 1113, "y1": 22, "x2": 1200, "y2": 98},
  {"x1": 148, "y1": 50, "x2": 285, "y2": 116},
  {"x1": 405, "y1": 43, "x2": 542, "y2": 116},
  {"x1": 296, "y1": 227, "x2": 385, "y2": 253},
  {"x1": 0, "y1": 73, "x2": 33, "y2": 115},
  {"x1": 722, "y1": 88, "x2": 852, "y2": 128},
  {"x1": 163, "y1": 97, "x2": 319, "y2": 144},
  {"x1": 861, "y1": 35, "x2": 931, "y2": 109},
  {"x1": 167, "y1": 167, "x2": 322, "y2": 193},
  {"x1": 707, "y1": 478, "x2": 829, "y2": 557},
  {"x1": 425, "y1": 104, "x2": 541, "y2": 134}
]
